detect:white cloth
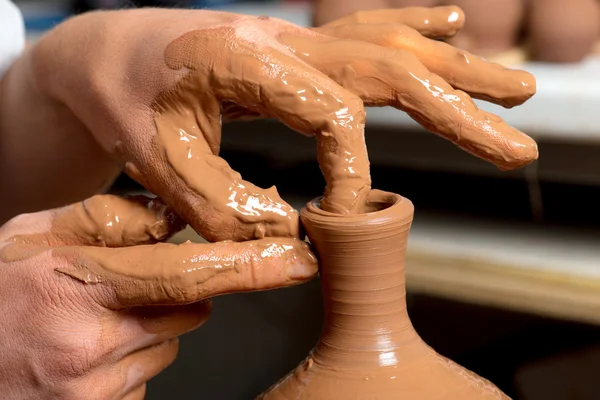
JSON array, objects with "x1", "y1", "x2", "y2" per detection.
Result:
[{"x1": 0, "y1": 0, "x2": 25, "y2": 78}]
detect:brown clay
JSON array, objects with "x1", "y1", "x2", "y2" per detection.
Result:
[
  {"x1": 0, "y1": 194, "x2": 318, "y2": 308},
  {"x1": 259, "y1": 190, "x2": 508, "y2": 399},
  {"x1": 7, "y1": 195, "x2": 185, "y2": 248},
  {"x1": 155, "y1": 9, "x2": 536, "y2": 222},
  {"x1": 528, "y1": 0, "x2": 600, "y2": 63}
]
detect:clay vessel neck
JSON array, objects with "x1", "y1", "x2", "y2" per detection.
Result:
[{"x1": 302, "y1": 190, "x2": 424, "y2": 370}]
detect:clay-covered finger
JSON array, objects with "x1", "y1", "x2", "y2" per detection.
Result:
[
  {"x1": 0, "y1": 194, "x2": 185, "y2": 247},
  {"x1": 53, "y1": 238, "x2": 318, "y2": 309},
  {"x1": 315, "y1": 23, "x2": 535, "y2": 108},
  {"x1": 284, "y1": 36, "x2": 537, "y2": 170},
  {"x1": 318, "y1": 6, "x2": 465, "y2": 38},
  {"x1": 150, "y1": 28, "x2": 372, "y2": 217},
  {"x1": 129, "y1": 35, "x2": 302, "y2": 242}
]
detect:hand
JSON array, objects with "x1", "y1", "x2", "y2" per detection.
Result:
[
  {"x1": 0, "y1": 195, "x2": 316, "y2": 399},
  {"x1": 31, "y1": 7, "x2": 536, "y2": 239}
]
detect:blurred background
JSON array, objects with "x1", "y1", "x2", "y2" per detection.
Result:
[{"x1": 11, "y1": 0, "x2": 600, "y2": 399}]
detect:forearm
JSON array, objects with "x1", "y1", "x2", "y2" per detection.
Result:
[{"x1": 0, "y1": 48, "x2": 119, "y2": 224}]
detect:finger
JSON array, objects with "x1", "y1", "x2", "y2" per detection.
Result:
[
  {"x1": 207, "y1": 44, "x2": 372, "y2": 214},
  {"x1": 53, "y1": 238, "x2": 318, "y2": 308},
  {"x1": 315, "y1": 23, "x2": 536, "y2": 108},
  {"x1": 130, "y1": 140, "x2": 301, "y2": 242},
  {"x1": 137, "y1": 27, "x2": 372, "y2": 225},
  {"x1": 0, "y1": 194, "x2": 185, "y2": 247},
  {"x1": 318, "y1": 6, "x2": 465, "y2": 38},
  {"x1": 122, "y1": 384, "x2": 146, "y2": 400},
  {"x1": 115, "y1": 340, "x2": 179, "y2": 399},
  {"x1": 110, "y1": 301, "x2": 211, "y2": 357},
  {"x1": 283, "y1": 36, "x2": 537, "y2": 170}
]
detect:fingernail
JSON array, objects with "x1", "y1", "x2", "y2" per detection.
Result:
[{"x1": 287, "y1": 247, "x2": 318, "y2": 280}]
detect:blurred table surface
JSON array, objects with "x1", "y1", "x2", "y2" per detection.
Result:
[{"x1": 22, "y1": 0, "x2": 600, "y2": 325}]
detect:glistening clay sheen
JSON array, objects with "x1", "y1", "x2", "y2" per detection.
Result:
[
  {"x1": 155, "y1": 24, "x2": 370, "y2": 222},
  {"x1": 259, "y1": 190, "x2": 509, "y2": 399},
  {"x1": 155, "y1": 13, "x2": 538, "y2": 223}
]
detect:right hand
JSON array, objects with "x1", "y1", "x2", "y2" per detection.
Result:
[{"x1": 0, "y1": 195, "x2": 316, "y2": 399}]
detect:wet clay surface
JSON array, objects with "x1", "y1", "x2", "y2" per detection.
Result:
[
  {"x1": 259, "y1": 191, "x2": 509, "y2": 399},
  {"x1": 156, "y1": 22, "x2": 370, "y2": 218}
]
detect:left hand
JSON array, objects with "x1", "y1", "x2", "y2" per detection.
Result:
[{"x1": 0, "y1": 194, "x2": 316, "y2": 399}]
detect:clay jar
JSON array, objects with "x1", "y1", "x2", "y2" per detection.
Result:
[
  {"x1": 259, "y1": 190, "x2": 508, "y2": 399},
  {"x1": 312, "y1": 0, "x2": 389, "y2": 27},
  {"x1": 445, "y1": 0, "x2": 525, "y2": 57},
  {"x1": 528, "y1": 0, "x2": 600, "y2": 63}
]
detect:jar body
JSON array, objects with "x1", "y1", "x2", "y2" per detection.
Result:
[
  {"x1": 528, "y1": 0, "x2": 600, "y2": 62},
  {"x1": 446, "y1": 0, "x2": 525, "y2": 57},
  {"x1": 259, "y1": 191, "x2": 509, "y2": 399}
]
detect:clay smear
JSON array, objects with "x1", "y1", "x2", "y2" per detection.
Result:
[
  {"x1": 259, "y1": 190, "x2": 509, "y2": 399},
  {"x1": 155, "y1": 22, "x2": 370, "y2": 222},
  {"x1": 5, "y1": 195, "x2": 184, "y2": 248}
]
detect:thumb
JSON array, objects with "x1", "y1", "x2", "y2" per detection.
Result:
[{"x1": 53, "y1": 238, "x2": 318, "y2": 309}]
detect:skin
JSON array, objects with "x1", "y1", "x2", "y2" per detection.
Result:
[
  {"x1": 0, "y1": 194, "x2": 316, "y2": 399},
  {"x1": 0, "y1": 6, "x2": 539, "y2": 397}
]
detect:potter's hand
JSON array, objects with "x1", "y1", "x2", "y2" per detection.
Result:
[
  {"x1": 0, "y1": 195, "x2": 316, "y2": 399},
  {"x1": 31, "y1": 7, "x2": 536, "y2": 236}
]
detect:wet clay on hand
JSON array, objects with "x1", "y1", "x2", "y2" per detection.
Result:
[
  {"x1": 259, "y1": 191, "x2": 509, "y2": 399},
  {"x1": 0, "y1": 194, "x2": 318, "y2": 399},
  {"x1": 528, "y1": 0, "x2": 600, "y2": 63},
  {"x1": 153, "y1": 7, "x2": 536, "y2": 221},
  {"x1": 1, "y1": 194, "x2": 317, "y2": 307},
  {"x1": 34, "y1": 8, "x2": 536, "y2": 241}
]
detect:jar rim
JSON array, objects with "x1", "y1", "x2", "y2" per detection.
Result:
[{"x1": 301, "y1": 190, "x2": 413, "y2": 226}]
